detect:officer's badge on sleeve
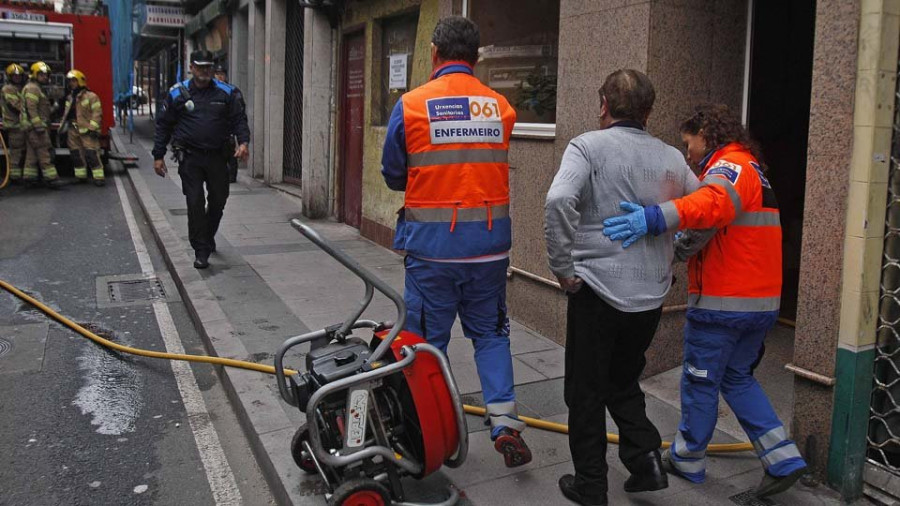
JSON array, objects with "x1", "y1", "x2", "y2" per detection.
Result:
[
  {"x1": 426, "y1": 96, "x2": 504, "y2": 145},
  {"x1": 705, "y1": 161, "x2": 742, "y2": 184}
]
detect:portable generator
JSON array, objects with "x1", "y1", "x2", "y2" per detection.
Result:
[{"x1": 274, "y1": 220, "x2": 468, "y2": 506}]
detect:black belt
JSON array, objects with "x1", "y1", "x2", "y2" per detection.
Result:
[{"x1": 178, "y1": 144, "x2": 225, "y2": 155}]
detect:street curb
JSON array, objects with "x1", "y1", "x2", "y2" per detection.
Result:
[{"x1": 109, "y1": 130, "x2": 321, "y2": 506}]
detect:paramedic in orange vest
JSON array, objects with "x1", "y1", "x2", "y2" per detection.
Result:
[
  {"x1": 381, "y1": 16, "x2": 531, "y2": 468},
  {"x1": 602, "y1": 104, "x2": 808, "y2": 498}
]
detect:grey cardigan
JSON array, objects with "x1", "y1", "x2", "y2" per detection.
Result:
[{"x1": 545, "y1": 126, "x2": 700, "y2": 312}]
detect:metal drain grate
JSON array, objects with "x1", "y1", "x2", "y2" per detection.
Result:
[
  {"x1": 0, "y1": 338, "x2": 11, "y2": 358},
  {"x1": 107, "y1": 278, "x2": 166, "y2": 303},
  {"x1": 729, "y1": 491, "x2": 776, "y2": 506}
]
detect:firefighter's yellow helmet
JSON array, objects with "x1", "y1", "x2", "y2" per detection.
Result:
[
  {"x1": 66, "y1": 69, "x2": 86, "y2": 87},
  {"x1": 30, "y1": 61, "x2": 50, "y2": 78},
  {"x1": 5, "y1": 63, "x2": 24, "y2": 78}
]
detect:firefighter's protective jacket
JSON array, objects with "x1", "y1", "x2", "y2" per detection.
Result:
[
  {"x1": 23, "y1": 80, "x2": 51, "y2": 129},
  {"x1": 63, "y1": 88, "x2": 102, "y2": 134}
]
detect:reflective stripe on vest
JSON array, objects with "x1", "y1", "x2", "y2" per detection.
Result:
[
  {"x1": 687, "y1": 293, "x2": 780, "y2": 312},
  {"x1": 407, "y1": 148, "x2": 508, "y2": 168},
  {"x1": 732, "y1": 211, "x2": 780, "y2": 227},
  {"x1": 703, "y1": 177, "x2": 743, "y2": 215},
  {"x1": 406, "y1": 203, "x2": 510, "y2": 223}
]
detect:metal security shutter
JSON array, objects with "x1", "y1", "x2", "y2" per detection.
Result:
[
  {"x1": 282, "y1": 0, "x2": 304, "y2": 185},
  {"x1": 867, "y1": 50, "x2": 900, "y2": 499}
]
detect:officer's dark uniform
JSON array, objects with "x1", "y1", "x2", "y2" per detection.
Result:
[
  {"x1": 152, "y1": 51, "x2": 250, "y2": 264},
  {"x1": 214, "y1": 64, "x2": 244, "y2": 183}
]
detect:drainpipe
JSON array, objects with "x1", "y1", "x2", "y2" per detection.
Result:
[{"x1": 328, "y1": 25, "x2": 338, "y2": 217}]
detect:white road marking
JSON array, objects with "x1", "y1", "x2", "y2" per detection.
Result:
[{"x1": 114, "y1": 175, "x2": 242, "y2": 505}]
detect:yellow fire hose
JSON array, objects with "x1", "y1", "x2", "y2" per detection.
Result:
[{"x1": 0, "y1": 278, "x2": 753, "y2": 454}]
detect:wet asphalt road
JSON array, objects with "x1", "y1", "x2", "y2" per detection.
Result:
[{"x1": 0, "y1": 178, "x2": 274, "y2": 505}]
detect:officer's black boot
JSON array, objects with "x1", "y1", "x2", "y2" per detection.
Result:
[{"x1": 194, "y1": 251, "x2": 210, "y2": 269}]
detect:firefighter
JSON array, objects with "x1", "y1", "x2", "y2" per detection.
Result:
[
  {"x1": 380, "y1": 16, "x2": 532, "y2": 468},
  {"x1": 1, "y1": 63, "x2": 28, "y2": 183},
  {"x1": 23, "y1": 61, "x2": 58, "y2": 186},
  {"x1": 62, "y1": 69, "x2": 104, "y2": 186},
  {"x1": 602, "y1": 104, "x2": 808, "y2": 498}
]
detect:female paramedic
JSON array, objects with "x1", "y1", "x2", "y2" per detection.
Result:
[{"x1": 601, "y1": 103, "x2": 808, "y2": 498}]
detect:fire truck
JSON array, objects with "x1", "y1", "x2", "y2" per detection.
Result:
[{"x1": 0, "y1": 5, "x2": 114, "y2": 169}]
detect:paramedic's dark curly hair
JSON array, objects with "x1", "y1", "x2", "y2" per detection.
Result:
[
  {"x1": 432, "y1": 16, "x2": 480, "y2": 66},
  {"x1": 680, "y1": 103, "x2": 766, "y2": 169}
]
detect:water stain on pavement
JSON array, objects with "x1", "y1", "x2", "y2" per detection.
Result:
[{"x1": 72, "y1": 324, "x2": 145, "y2": 436}]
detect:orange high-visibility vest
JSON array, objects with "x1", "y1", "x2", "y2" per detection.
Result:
[
  {"x1": 397, "y1": 63, "x2": 517, "y2": 259},
  {"x1": 666, "y1": 143, "x2": 782, "y2": 312}
]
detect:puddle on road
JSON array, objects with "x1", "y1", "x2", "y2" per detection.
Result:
[{"x1": 72, "y1": 324, "x2": 144, "y2": 436}]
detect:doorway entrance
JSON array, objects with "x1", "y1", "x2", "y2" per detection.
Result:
[
  {"x1": 339, "y1": 30, "x2": 365, "y2": 228},
  {"x1": 745, "y1": 0, "x2": 817, "y2": 320}
]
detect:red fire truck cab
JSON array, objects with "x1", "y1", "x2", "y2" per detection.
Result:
[{"x1": 0, "y1": 7, "x2": 114, "y2": 164}]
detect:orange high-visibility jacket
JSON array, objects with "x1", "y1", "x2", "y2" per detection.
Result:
[
  {"x1": 388, "y1": 62, "x2": 516, "y2": 259},
  {"x1": 658, "y1": 143, "x2": 782, "y2": 313}
]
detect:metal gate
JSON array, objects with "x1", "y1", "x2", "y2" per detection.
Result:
[
  {"x1": 867, "y1": 53, "x2": 900, "y2": 493},
  {"x1": 282, "y1": 0, "x2": 304, "y2": 185}
]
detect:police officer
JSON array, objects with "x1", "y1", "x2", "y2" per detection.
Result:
[
  {"x1": 152, "y1": 50, "x2": 250, "y2": 269},
  {"x1": 62, "y1": 69, "x2": 104, "y2": 186},
  {"x1": 213, "y1": 64, "x2": 242, "y2": 184},
  {"x1": 23, "y1": 62, "x2": 59, "y2": 186},
  {"x1": 381, "y1": 16, "x2": 532, "y2": 468},
  {"x1": 603, "y1": 104, "x2": 808, "y2": 498},
  {"x1": 1, "y1": 63, "x2": 28, "y2": 184}
]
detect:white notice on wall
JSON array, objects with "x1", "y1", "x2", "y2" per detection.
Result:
[{"x1": 389, "y1": 54, "x2": 408, "y2": 90}]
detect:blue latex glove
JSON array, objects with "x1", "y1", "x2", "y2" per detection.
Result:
[{"x1": 602, "y1": 201, "x2": 647, "y2": 248}]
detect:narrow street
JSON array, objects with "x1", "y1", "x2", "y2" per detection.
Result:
[{"x1": 0, "y1": 176, "x2": 274, "y2": 505}]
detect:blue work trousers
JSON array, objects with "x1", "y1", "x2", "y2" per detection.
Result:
[
  {"x1": 403, "y1": 256, "x2": 524, "y2": 433},
  {"x1": 671, "y1": 318, "x2": 807, "y2": 482}
]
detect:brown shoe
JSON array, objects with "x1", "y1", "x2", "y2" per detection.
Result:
[{"x1": 493, "y1": 427, "x2": 532, "y2": 468}]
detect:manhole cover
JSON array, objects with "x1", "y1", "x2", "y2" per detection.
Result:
[
  {"x1": 730, "y1": 491, "x2": 776, "y2": 506},
  {"x1": 168, "y1": 208, "x2": 188, "y2": 216},
  {"x1": 108, "y1": 278, "x2": 166, "y2": 303},
  {"x1": 0, "y1": 338, "x2": 11, "y2": 358}
]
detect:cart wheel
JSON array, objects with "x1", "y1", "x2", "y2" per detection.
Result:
[
  {"x1": 329, "y1": 478, "x2": 391, "y2": 506},
  {"x1": 290, "y1": 423, "x2": 318, "y2": 474}
]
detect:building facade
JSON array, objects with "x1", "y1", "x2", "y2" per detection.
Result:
[{"x1": 200, "y1": 0, "x2": 900, "y2": 501}]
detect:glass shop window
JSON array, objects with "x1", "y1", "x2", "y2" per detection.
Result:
[{"x1": 469, "y1": 0, "x2": 560, "y2": 124}]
